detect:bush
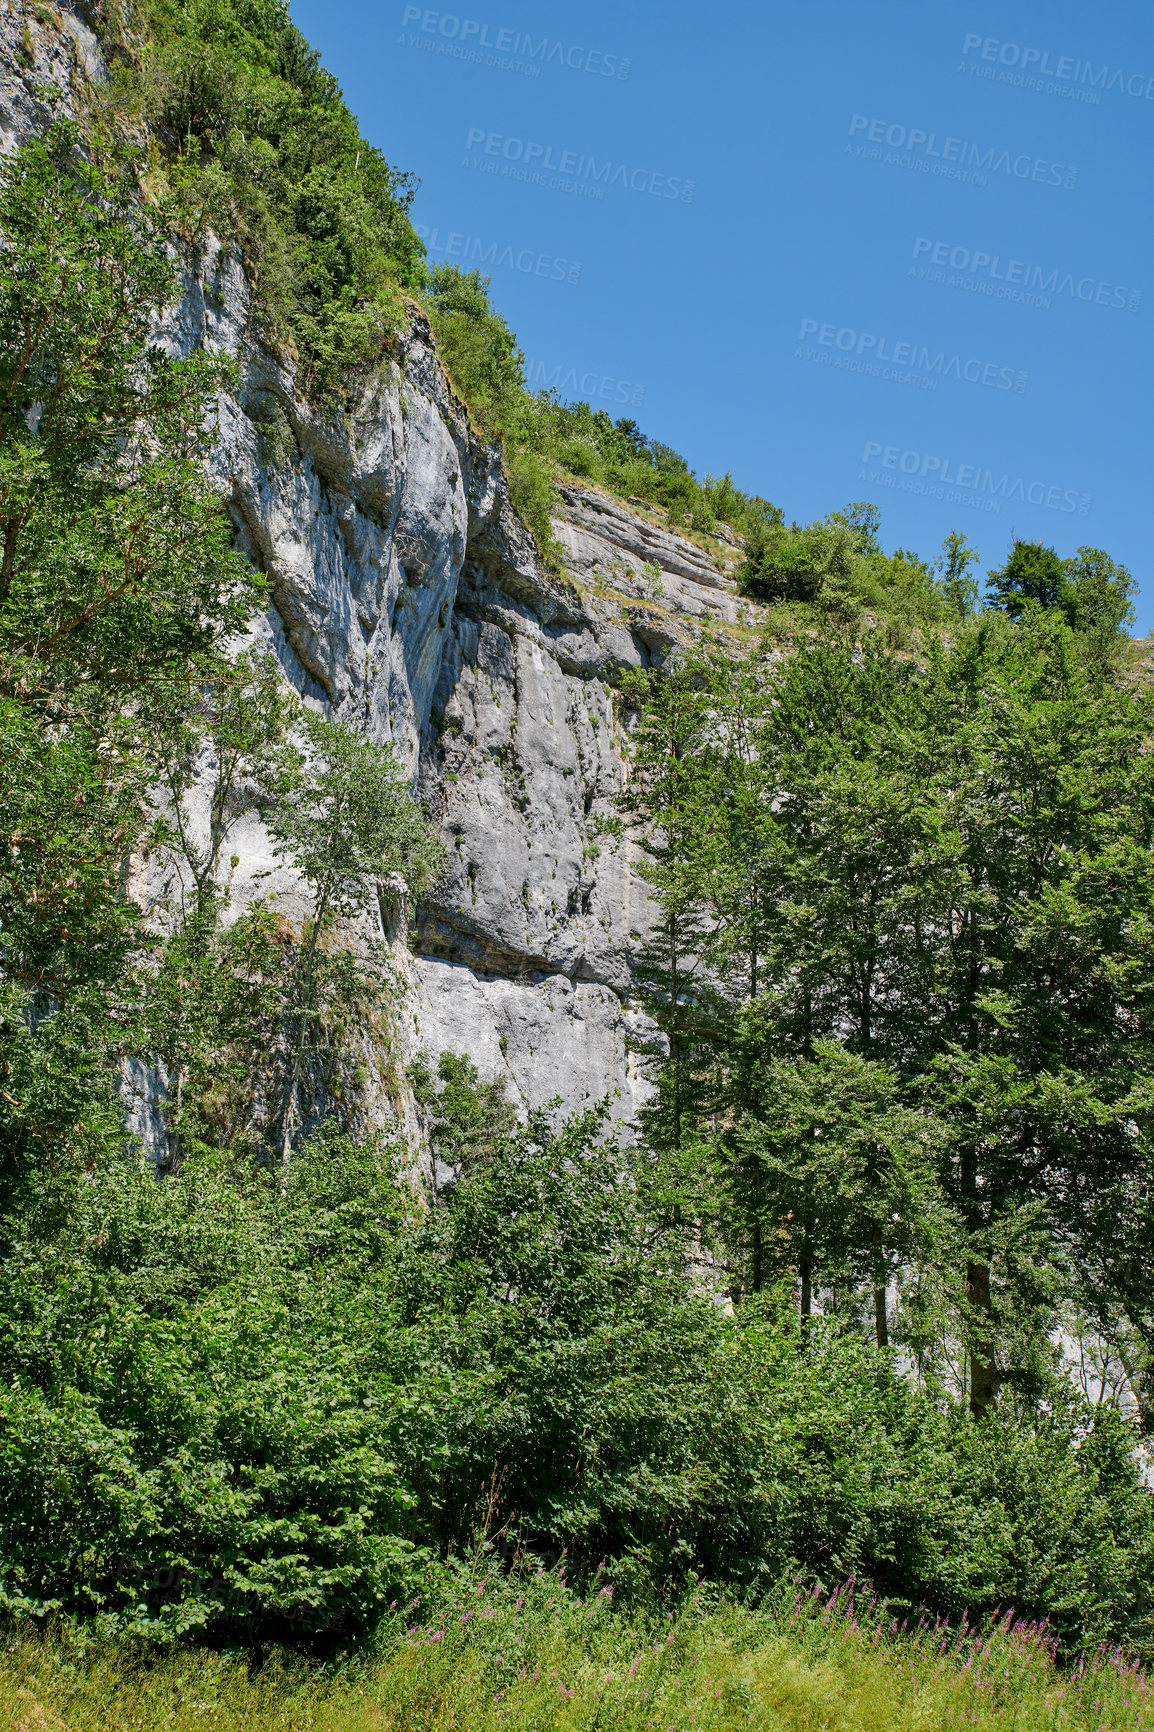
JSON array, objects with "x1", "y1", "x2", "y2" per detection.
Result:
[
  {"x1": 0, "y1": 1133, "x2": 422, "y2": 1642},
  {"x1": 1, "y1": 1105, "x2": 1150, "y2": 1652},
  {"x1": 421, "y1": 264, "x2": 524, "y2": 432},
  {"x1": 91, "y1": 0, "x2": 425, "y2": 401}
]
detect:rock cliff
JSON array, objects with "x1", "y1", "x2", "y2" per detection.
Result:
[{"x1": 1, "y1": 4, "x2": 755, "y2": 1143}]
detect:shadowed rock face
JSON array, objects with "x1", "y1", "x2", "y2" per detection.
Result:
[{"x1": 0, "y1": 5, "x2": 750, "y2": 1145}]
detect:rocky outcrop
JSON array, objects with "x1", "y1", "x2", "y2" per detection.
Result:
[{"x1": 0, "y1": 4, "x2": 756, "y2": 1141}]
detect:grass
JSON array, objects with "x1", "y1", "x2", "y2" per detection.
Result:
[{"x1": 2, "y1": 1568, "x2": 1150, "y2": 1732}]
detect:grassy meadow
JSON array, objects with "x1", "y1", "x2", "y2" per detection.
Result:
[{"x1": 2, "y1": 1570, "x2": 1150, "y2": 1732}]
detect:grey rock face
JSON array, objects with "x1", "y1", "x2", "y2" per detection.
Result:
[{"x1": 0, "y1": 6, "x2": 751, "y2": 1145}]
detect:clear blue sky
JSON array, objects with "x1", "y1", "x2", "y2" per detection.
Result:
[{"x1": 289, "y1": 0, "x2": 1154, "y2": 626}]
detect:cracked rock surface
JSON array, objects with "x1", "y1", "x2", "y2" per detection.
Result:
[{"x1": 0, "y1": 6, "x2": 755, "y2": 1142}]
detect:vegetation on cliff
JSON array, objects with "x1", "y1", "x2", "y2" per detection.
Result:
[
  {"x1": 89, "y1": 0, "x2": 424, "y2": 398},
  {"x1": 0, "y1": 2, "x2": 1151, "y2": 1708},
  {"x1": 81, "y1": 0, "x2": 1139, "y2": 641}
]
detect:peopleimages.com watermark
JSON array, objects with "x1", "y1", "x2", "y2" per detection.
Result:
[
  {"x1": 524, "y1": 358, "x2": 645, "y2": 406},
  {"x1": 909, "y1": 238, "x2": 1141, "y2": 313},
  {"x1": 416, "y1": 224, "x2": 582, "y2": 284},
  {"x1": 463, "y1": 129, "x2": 695, "y2": 202},
  {"x1": 960, "y1": 34, "x2": 1154, "y2": 104},
  {"x1": 399, "y1": 8, "x2": 631, "y2": 78},
  {"x1": 797, "y1": 318, "x2": 1027, "y2": 393},
  {"x1": 860, "y1": 441, "x2": 1091, "y2": 517},
  {"x1": 846, "y1": 115, "x2": 1077, "y2": 190}
]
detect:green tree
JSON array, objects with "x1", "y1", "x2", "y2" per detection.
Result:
[
  {"x1": 986, "y1": 539, "x2": 1067, "y2": 617},
  {"x1": 920, "y1": 616, "x2": 1154, "y2": 1412},
  {"x1": 827, "y1": 500, "x2": 882, "y2": 557},
  {"x1": 624, "y1": 619, "x2": 1154, "y2": 1411},
  {"x1": 265, "y1": 711, "x2": 444, "y2": 1165},
  {"x1": 986, "y1": 539, "x2": 1135, "y2": 665},
  {"x1": 0, "y1": 122, "x2": 258, "y2": 1173},
  {"x1": 410, "y1": 1048, "x2": 517, "y2": 1198},
  {"x1": 0, "y1": 122, "x2": 253, "y2": 702},
  {"x1": 1061, "y1": 546, "x2": 1137, "y2": 670},
  {"x1": 937, "y1": 530, "x2": 981, "y2": 617},
  {"x1": 618, "y1": 658, "x2": 738, "y2": 1158},
  {"x1": 152, "y1": 649, "x2": 297, "y2": 933},
  {"x1": 723, "y1": 1040, "x2": 946, "y2": 1341}
]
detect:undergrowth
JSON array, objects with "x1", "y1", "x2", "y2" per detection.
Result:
[{"x1": 3, "y1": 1566, "x2": 1150, "y2": 1732}]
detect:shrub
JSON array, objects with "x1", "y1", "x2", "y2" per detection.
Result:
[
  {"x1": 91, "y1": 0, "x2": 425, "y2": 400},
  {"x1": 1, "y1": 1106, "x2": 1150, "y2": 1652}
]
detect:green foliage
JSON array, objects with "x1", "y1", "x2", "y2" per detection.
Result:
[
  {"x1": 986, "y1": 538, "x2": 1136, "y2": 671},
  {"x1": 3, "y1": 10, "x2": 1152, "y2": 1681},
  {"x1": 258, "y1": 711, "x2": 445, "y2": 1163},
  {"x1": 0, "y1": 1109, "x2": 1151, "y2": 1652},
  {"x1": 987, "y1": 539, "x2": 1070, "y2": 616},
  {"x1": 739, "y1": 518, "x2": 857, "y2": 606},
  {"x1": 0, "y1": 120, "x2": 254, "y2": 699},
  {"x1": 409, "y1": 1049, "x2": 516, "y2": 1197},
  {"x1": 621, "y1": 619, "x2": 1154, "y2": 1424},
  {"x1": 422, "y1": 265, "x2": 524, "y2": 430},
  {"x1": 152, "y1": 649, "x2": 295, "y2": 931},
  {"x1": 722, "y1": 1041, "x2": 948, "y2": 1325},
  {"x1": 827, "y1": 500, "x2": 882, "y2": 556},
  {"x1": 3, "y1": 1575, "x2": 1153, "y2": 1731},
  {"x1": 91, "y1": 0, "x2": 426, "y2": 400},
  {"x1": 418, "y1": 266, "x2": 562, "y2": 566},
  {"x1": 0, "y1": 123, "x2": 259, "y2": 1172},
  {"x1": 0, "y1": 1130, "x2": 420, "y2": 1641},
  {"x1": 516, "y1": 392, "x2": 702, "y2": 524},
  {"x1": 0, "y1": 123, "x2": 444, "y2": 1185},
  {"x1": 938, "y1": 529, "x2": 982, "y2": 617},
  {"x1": 1063, "y1": 545, "x2": 1138, "y2": 633},
  {"x1": 267, "y1": 712, "x2": 444, "y2": 927},
  {"x1": 734, "y1": 505, "x2": 952, "y2": 630}
]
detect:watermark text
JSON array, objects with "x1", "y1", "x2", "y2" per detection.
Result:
[
  {"x1": 464, "y1": 129, "x2": 695, "y2": 202},
  {"x1": 846, "y1": 115, "x2": 1077, "y2": 190},
  {"x1": 417, "y1": 223, "x2": 582, "y2": 283},
  {"x1": 860, "y1": 440, "x2": 1091, "y2": 516},
  {"x1": 909, "y1": 237, "x2": 1140, "y2": 312},
  {"x1": 799, "y1": 318, "x2": 1027, "y2": 392},
  {"x1": 525, "y1": 357, "x2": 645, "y2": 406},
  {"x1": 961, "y1": 34, "x2": 1154, "y2": 102},
  {"x1": 400, "y1": 9, "x2": 631, "y2": 78}
]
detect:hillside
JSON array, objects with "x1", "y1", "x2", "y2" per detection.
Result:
[{"x1": 0, "y1": 0, "x2": 1152, "y2": 1692}]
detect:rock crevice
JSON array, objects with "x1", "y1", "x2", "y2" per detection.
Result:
[{"x1": 0, "y1": 6, "x2": 751, "y2": 1134}]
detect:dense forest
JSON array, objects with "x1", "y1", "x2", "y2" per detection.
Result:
[{"x1": 1, "y1": 1, "x2": 1153, "y2": 1725}]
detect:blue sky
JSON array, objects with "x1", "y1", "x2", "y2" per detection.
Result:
[{"x1": 289, "y1": 0, "x2": 1154, "y2": 626}]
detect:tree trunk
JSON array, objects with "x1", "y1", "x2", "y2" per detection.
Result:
[
  {"x1": 799, "y1": 1253, "x2": 812, "y2": 1325},
  {"x1": 869, "y1": 1224, "x2": 888, "y2": 1348},
  {"x1": 873, "y1": 1283, "x2": 889, "y2": 1349},
  {"x1": 967, "y1": 1259, "x2": 1000, "y2": 1418},
  {"x1": 280, "y1": 885, "x2": 330, "y2": 1172},
  {"x1": 170, "y1": 1066, "x2": 184, "y2": 1176}
]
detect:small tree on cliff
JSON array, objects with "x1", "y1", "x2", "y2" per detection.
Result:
[{"x1": 266, "y1": 711, "x2": 444, "y2": 1166}]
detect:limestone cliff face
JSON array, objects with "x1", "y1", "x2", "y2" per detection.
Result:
[{"x1": 1, "y1": 5, "x2": 753, "y2": 1139}]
